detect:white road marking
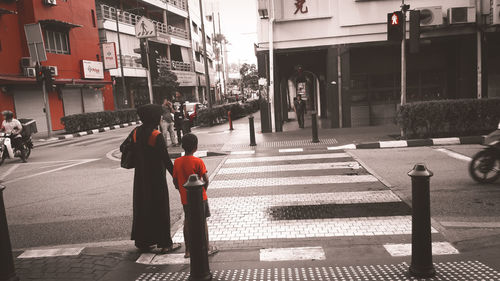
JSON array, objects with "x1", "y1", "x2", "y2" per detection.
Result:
[
  {"x1": 440, "y1": 221, "x2": 500, "y2": 228},
  {"x1": 435, "y1": 148, "x2": 471, "y2": 162},
  {"x1": 279, "y1": 148, "x2": 303, "y2": 153},
  {"x1": 106, "y1": 148, "x2": 121, "y2": 162},
  {"x1": 383, "y1": 242, "x2": 459, "y2": 257},
  {"x1": 78, "y1": 132, "x2": 88, "y2": 136},
  {"x1": 230, "y1": 150, "x2": 255, "y2": 155},
  {"x1": 218, "y1": 161, "x2": 360, "y2": 174},
  {"x1": 0, "y1": 164, "x2": 20, "y2": 181},
  {"x1": 432, "y1": 137, "x2": 461, "y2": 145},
  {"x1": 210, "y1": 174, "x2": 378, "y2": 189},
  {"x1": 18, "y1": 247, "x2": 84, "y2": 259},
  {"x1": 327, "y1": 144, "x2": 357, "y2": 150},
  {"x1": 260, "y1": 246, "x2": 325, "y2": 261},
  {"x1": 225, "y1": 153, "x2": 350, "y2": 164},
  {"x1": 379, "y1": 140, "x2": 407, "y2": 148},
  {"x1": 181, "y1": 150, "x2": 208, "y2": 158},
  {"x1": 91, "y1": 129, "x2": 99, "y2": 134},
  {"x1": 3, "y1": 159, "x2": 100, "y2": 184},
  {"x1": 136, "y1": 253, "x2": 188, "y2": 265}
]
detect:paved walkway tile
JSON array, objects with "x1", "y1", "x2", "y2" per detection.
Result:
[
  {"x1": 217, "y1": 161, "x2": 360, "y2": 174},
  {"x1": 260, "y1": 246, "x2": 325, "y2": 261},
  {"x1": 384, "y1": 242, "x2": 459, "y2": 257},
  {"x1": 210, "y1": 174, "x2": 378, "y2": 189},
  {"x1": 135, "y1": 261, "x2": 500, "y2": 281},
  {"x1": 225, "y1": 153, "x2": 350, "y2": 164},
  {"x1": 18, "y1": 247, "x2": 84, "y2": 258}
]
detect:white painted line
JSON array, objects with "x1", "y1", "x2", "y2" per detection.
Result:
[
  {"x1": 131, "y1": 122, "x2": 137, "y2": 125},
  {"x1": 384, "y1": 242, "x2": 459, "y2": 257},
  {"x1": 114, "y1": 125, "x2": 121, "y2": 129},
  {"x1": 0, "y1": 164, "x2": 20, "y2": 181},
  {"x1": 435, "y1": 148, "x2": 471, "y2": 162},
  {"x1": 260, "y1": 247, "x2": 325, "y2": 262},
  {"x1": 440, "y1": 221, "x2": 500, "y2": 228},
  {"x1": 230, "y1": 150, "x2": 255, "y2": 155},
  {"x1": 135, "y1": 253, "x2": 155, "y2": 264},
  {"x1": 210, "y1": 174, "x2": 378, "y2": 189},
  {"x1": 225, "y1": 153, "x2": 350, "y2": 164},
  {"x1": 91, "y1": 129, "x2": 99, "y2": 134},
  {"x1": 103, "y1": 127, "x2": 110, "y2": 131},
  {"x1": 18, "y1": 247, "x2": 84, "y2": 259},
  {"x1": 64, "y1": 134, "x2": 74, "y2": 139},
  {"x1": 279, "y1": 148, "x2": 304, "y2": 153},
  {"x1": 78, "y1": 132, "x2": 88, "y2": 137},
  {"x1": 181, "y1": 150, "x2": 208, "y2": 158},
  {"x1": 379, "y1": 140, "x2": 407, "y2": 148},
  {"x1": 136, "y1": 253, "x2": 189, "y2": 265},
  {"x1": 432, "y1": 137, "x2": 461, "y2": 145},
  {"x1": 106, "y1": 148, "x2": 121, "y2": 162},
  {"x1": 218, "y1": 161, "x2": 360, "y2": 174},
  {"x1": 327, "y1": 144, "x2": 357, "y2": 150},
  {"x1": 46, "y1": 138, "x2": 59, "y2": 142},
  {"x1": 123, "y1": 124, "x2": 129, "y2": 127}
]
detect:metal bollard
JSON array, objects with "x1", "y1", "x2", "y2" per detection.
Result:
[
  {"x1": 184, "y1": 175, "x2": 211, "y2": 281},
  {"x1": 249, "y1": 115, "x2": 256, "y2": 146},
  {"x1": 311, "y1": 111, "x2": 319, "y2": 143},
  {"x1": 408, "y1": 163, "x2": 436, "y2": 279},
  {"x1": 0, "y1": 184, "x2": 19, "y2": 281},
  {"x1": 228, "y1": 111, "x2": 234, "y2": 131}
]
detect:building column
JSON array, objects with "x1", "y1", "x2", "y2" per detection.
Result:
[
  {"x1": 274, "y1": 54, "x2": 283, "y2": 132},
  {"x1": 340, "y1": 46, "x2": 351, "y2": 127},
  {"x1": 326, "y1": 47, "x2": 339, "y2": 128}
]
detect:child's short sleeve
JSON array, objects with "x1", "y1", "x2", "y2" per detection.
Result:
[
  {"x1": 172, "y1": 162, "x2": 178, "y2": 179},
  {"x1": 199, "y1": 159, "x2": 207, "y2": 176}
]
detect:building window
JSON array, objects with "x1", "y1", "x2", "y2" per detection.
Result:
[
  {"x1": 91, "y1": 10, "x2": 96, "y2": 27},
  {"x1": 44, "y1": 29, "x2": 70, "y2": 54},
  {"x1": 207, "y1": 36, "x2": 211, "y2": 44},
  {"x1": 195, "y1": 52, "x2": 201, "y2": 62},
  {"x1": 192, "y1": 22, "x2": 198, "y2": 34}
]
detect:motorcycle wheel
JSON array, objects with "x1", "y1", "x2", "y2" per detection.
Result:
[
  {"x1": 469, "y1": 150, "x2": 500, "y2": 183},
  {"x1": 0, "y1": 146, "x2": 5, "y2": 166},
  {"x1": 20, "y1": 144, "x2": 30, "y2": 163}
]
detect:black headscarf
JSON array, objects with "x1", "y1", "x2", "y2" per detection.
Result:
[{"x1": 137, "y1": 104, "x2": 162, "y2": 127}]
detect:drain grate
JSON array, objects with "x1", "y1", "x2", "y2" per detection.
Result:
[{"x1": 135, "y1": 261, "x2": 500, "y2": 281}]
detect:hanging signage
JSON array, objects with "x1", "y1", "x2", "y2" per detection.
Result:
[
  {"x1": 275, "y1": 0, "x2": 331, "y2": 21},
  {"x1": 102, "y1": 42, "x2": 118, "y2": 69},
  {"x1": 82, "y1": 60, "x2": 104, "y2": 79}
]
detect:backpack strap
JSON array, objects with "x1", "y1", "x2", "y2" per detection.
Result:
[
  {"x1": 148, "y1": 130, "x2": 161, "y2": 147},
  {"x1": 132, "y1": 129, "x2": 137, "y2": 143}
]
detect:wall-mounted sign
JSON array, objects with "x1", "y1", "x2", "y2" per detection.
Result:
[
  {"x1": 102, "y1": 42, "x2": 117, "y2": 69},
  {"x1": 82, "y1": 60, "x2": 104, "y2": 79},
  {"x1": 275, "y1": 0, "x2": 331, "y2": 21},
  {"x1": 172, "y1": 71, "x2": 197, "y2": 87},
  {"x1": 135, "y1": 17, "x2": 157, "y2": 39}
]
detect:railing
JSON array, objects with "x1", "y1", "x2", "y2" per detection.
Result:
[
  {"x1": 158, "y1": 57, "x2": 193, "y2": 72},
  {"x1": 165, "y1": 0, "x2": 187, "y2": 11},
  {"x1": 98, "y1": 4, "x2": 189, "y2": 40}
]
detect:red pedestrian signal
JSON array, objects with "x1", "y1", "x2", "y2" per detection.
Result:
[{"x1": 387, "y1": 11, "x2": 403, "y2": 42}]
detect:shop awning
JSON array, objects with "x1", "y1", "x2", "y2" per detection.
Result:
[
  {"x1": 0, "y1": 75, "x2": 111, "y2": 87},
  {"x1": 0, "y1": 75, "x2": 36, "y2": 85},
  {"x1": 38, "y1": 19, "x2": 82, "y2": 29}
]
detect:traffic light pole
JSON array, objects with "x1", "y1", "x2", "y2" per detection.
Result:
[
  {"x1": 41, "y1": 79, "x2": 52, "y2": 138},
  {"x1": 400, "y1": 1, "x2": 407, "y2": 106},
  {"x1": 145, "y1": 39, "x2": 154, "y2": 104}
]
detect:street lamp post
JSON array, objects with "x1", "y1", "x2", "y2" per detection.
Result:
[
  {"x1": 199, "y1": 0, "x2": 212, "y2": 108},
  {"x1": 114, "y1": 7, "x2": 131, "y2": 108}
]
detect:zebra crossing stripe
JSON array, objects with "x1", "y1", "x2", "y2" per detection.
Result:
[
  {"x1": 230, "y1": 150, "x2": 255, "y2": 155},
  {"x1": 18, "y1": 247, "x2": 84, "y2": 259},
  {"x1": 383, "y1": 242, "x2": 459, "y2": 257},
  {"x1": 217, "y1": 161, "x2": 360, "y2": 174},
  {"x1": 260, "y1": 246, "x2": 326, "y2": 261},
  {"x1": 225, "y1": 153, "x2": 350, "y2": 164},
  {"x1": 279, "y1": 148, "x2": 303, "y2": 153}
]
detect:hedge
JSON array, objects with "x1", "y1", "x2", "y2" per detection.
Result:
[
  {"x1": 61, "y1": 109, "x2": 138, "y2": 133},
  {"x1": 195, "y1": 100, "x2": 260, "y2": 127},
  {"x1": 396, "y1": 98, "x2": 500, "y2": 139}
]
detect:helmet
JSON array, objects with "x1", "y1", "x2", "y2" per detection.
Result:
[{"x1": 1, "y1": 110, "x2": 13, "y2": 120}]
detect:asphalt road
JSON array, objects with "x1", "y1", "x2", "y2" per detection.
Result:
[{"x1": 0, "y1": 125, "x2": 227, "y2": 249}]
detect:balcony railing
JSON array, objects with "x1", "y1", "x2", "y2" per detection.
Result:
[
  {"x1": 158, "y1": 57, "x2": 193, "y2": 72},
  {"x1": 98, "y1": 4, "x2": 189, "y2": 40},
  {"x1": 165, "y1": 0, "x2": 187, "y2": 11}
]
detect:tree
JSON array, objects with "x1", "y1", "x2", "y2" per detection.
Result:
[
  {"x1": 154, "y1": 67, "x2": 180, "y2": 103},
  {"x1": 239, "y1": 63, "x2": 259, "y2": 92}
]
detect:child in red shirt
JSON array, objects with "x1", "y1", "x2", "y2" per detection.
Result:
[{"x1": 173, "y1": 133, "x2": 217, "y2": 258}]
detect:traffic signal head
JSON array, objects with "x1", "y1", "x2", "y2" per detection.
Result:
[
  {"x1": 36, "y1": 65, "x2": 45, "y2": 82},
  {"x1": 409, "y1": 10, "x2": 420, "y2": 53},
  {"x1": 133, "y1": 39, "x2": 148, "y2": 68},
  {"x1": 44, "y1": 67, "x2": 55, "y2": 91},
  {"x1": 149, "y1": 50, "x2": 159, "y2": 80},
  {"x1": 387, "y1": 11, "x2": 403, "y2": 42}
]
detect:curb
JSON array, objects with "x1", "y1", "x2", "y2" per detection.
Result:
[
  {"x1": 328, "y1": 136, "x2": 485, "y2": 150},
  {"x1": 36, "y1": 121, "x2": 142, "y2": 143}
]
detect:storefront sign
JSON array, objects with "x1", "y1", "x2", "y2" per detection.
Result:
[
  {"x1": 102, "y1": 42, "x2": 117, "y2": 69},
  {"x1": 275, "y1": 0, "x2": 331, "y2": 21},
  {"x1": 82, "y1": 60, "x2": 104, "y2": 79},
  {"x1": 173, "y1": 71, "x2": 197, "y2": 87}
]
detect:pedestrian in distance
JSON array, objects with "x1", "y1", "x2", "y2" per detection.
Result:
[
  {"x1": 160, "y1": 97, "x2": 178, "y2": 147},
  {"x1": 173, "y1": 133, "x2": 218, "y2": 258},
  {"x1": 173, "y1": 92, "x2": 188, "y2": 144},
  {"x1": 294, "y1": 94, "x2": 307, "y2": 128},
  {"x1": 121, "y1": 104, "x2": 181, "y2": 254}
]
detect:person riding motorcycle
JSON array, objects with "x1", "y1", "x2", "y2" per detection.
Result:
[{"x1": 0, "y1": 110, "x2": 25, "y2": 161}]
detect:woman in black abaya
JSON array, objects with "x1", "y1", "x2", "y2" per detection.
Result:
[{"x1": 123, "y1": 104, "x2": 180, "y2": 253}]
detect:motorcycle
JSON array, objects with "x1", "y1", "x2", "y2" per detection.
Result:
[
  {"x1": 0, "y1": 132, "x2": 33, "y2": 166},
  {"x1": 469, "y1": 122, "x2": 500, "y2": 183}
]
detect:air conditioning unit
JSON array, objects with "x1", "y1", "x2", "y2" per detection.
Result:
[
  {"x1": 417, "y1": 6, "x2": 443, "y2": 26},
  {"x1": 20, "y1": 57, "x2": 34, "y2": 68},
  {"x1": 492, "y1": 0, "x2": 500, "y2": 25},
  {"x1": 24, "y1": 67, "x2": 36, "y2": 78},
  {"x1": 48, "y1": 66, "x2": 58, "y2": 76},
  {"x1": 43, "y1": 0, "x2": 57, "y2": 6},
  {"x1": 447, "y1": 7, "x2": 476, "y2": 24}
]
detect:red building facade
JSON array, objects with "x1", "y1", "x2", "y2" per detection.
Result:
[{"x1": 0, "y1": 0, "x2": 114, "y2": 134}]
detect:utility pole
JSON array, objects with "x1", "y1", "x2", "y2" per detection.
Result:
[
  {"x1": 115, "y1": 8, "x2": 131, "y2": 108},
  {"x1": 199, "y1": 0, "x2": 212, "y2": 108},
  {"x1": 476, "y1": 0, "x2": 482, "y2": 99},
  {"x1": 218, "y1": 13, "x2": 226, "y2": 99},
  {"x1": 400, "y1": 0, "x2": 409, "y2": 106},
  {"x1": 211, "y1": 12, "x2": 219, "y2": 102},
  {"x1": 269, "y1": 0, "x2": 275, "y2": 131}
]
